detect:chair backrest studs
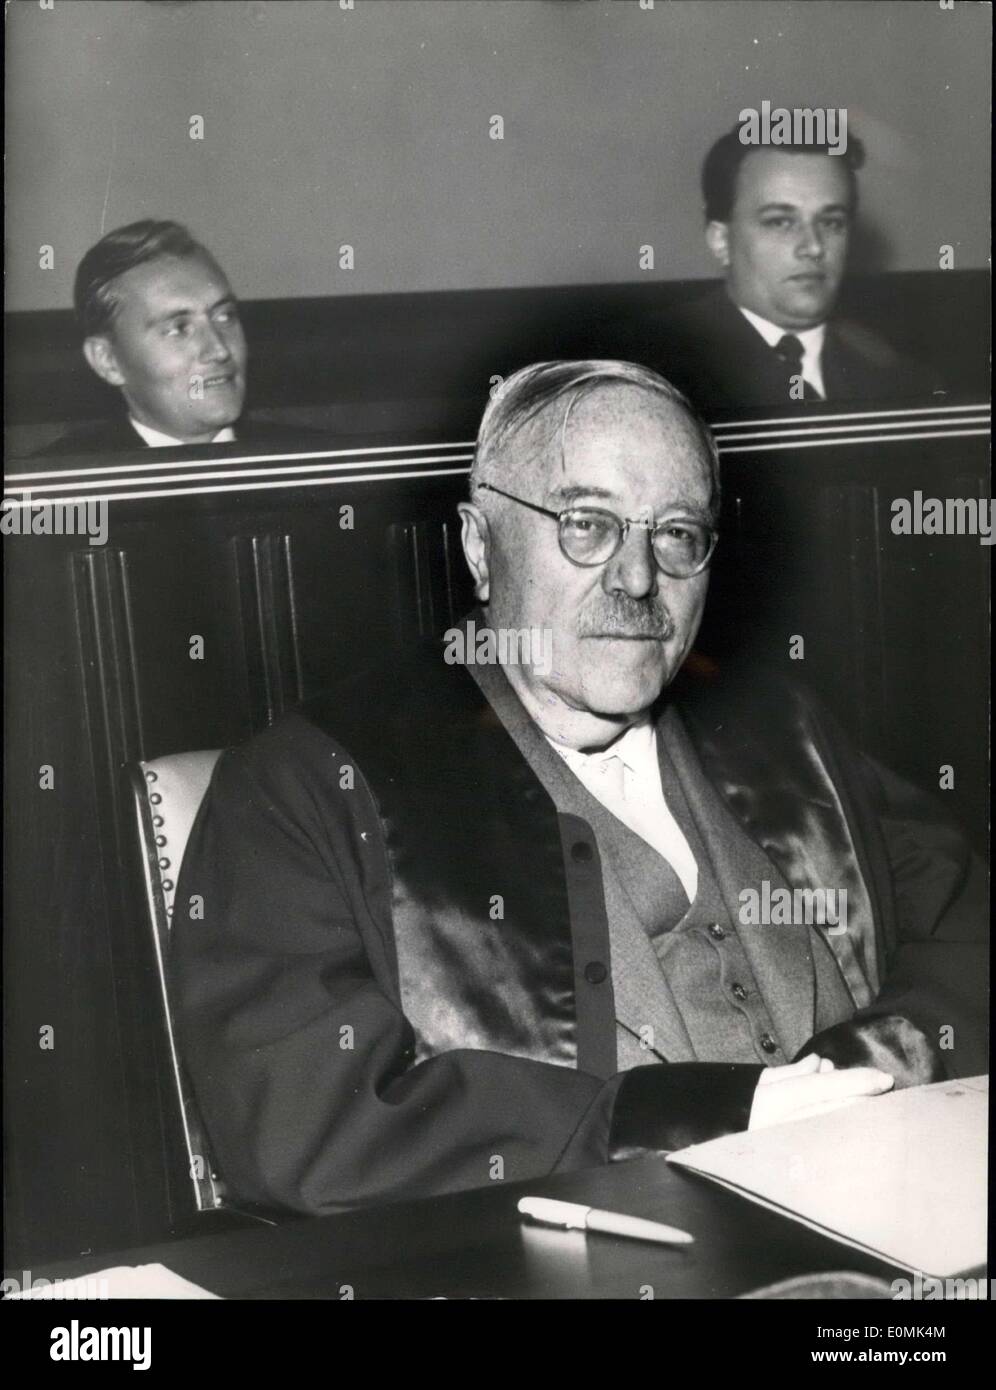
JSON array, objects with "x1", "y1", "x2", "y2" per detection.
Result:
[{"x1": 127, "y1": 749, "x2": 225, "y2": 1215}]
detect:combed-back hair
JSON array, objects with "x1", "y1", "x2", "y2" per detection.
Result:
[
  {"x1": 702, "y1": 121, "x2": 865, "y2": 223},
  {"x1": 471, "y1": 359, "x2": 721, "y2": 523},
  {"x1": 74, "y1": 219, "x2": 207, "y2": 336}
]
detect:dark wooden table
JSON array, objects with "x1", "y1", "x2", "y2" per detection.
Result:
[{"x1": 14, "y1": 1155, "x2": 912, "y2": 1300}]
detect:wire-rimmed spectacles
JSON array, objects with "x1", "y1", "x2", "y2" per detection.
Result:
[{"x1": 477, "y1": 482, "x2": 717, "y2": 578}]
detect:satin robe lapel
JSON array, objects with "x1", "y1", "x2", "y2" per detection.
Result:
[
  {"x1": 672, "y1": 671, "x2": 879, "y2": 1009},
  {"x1": 305, "y1": 646, "x2": 581, "y2": 1067},
  {"x1": 660, "y1": 705, "x2": 818, "y2": 1058}
]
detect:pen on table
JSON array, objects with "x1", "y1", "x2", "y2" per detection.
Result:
[{"x1": 517, "y1": 1196, "x2": 694, "y2": 1247}]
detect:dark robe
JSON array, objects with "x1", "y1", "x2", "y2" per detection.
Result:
[{"x1": 170, "y1": 634, "x2": 986, "y2": 1214}]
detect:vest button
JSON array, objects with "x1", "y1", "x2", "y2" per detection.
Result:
[
  {"x1": 571, "y1": 841, "x2": 594, "y2": 863},
  {"x1": 708, "y1": 923, "x2": 726, "y2": 940},
  {"x1": 584, "y1": 961, "x2": 607, "y2": 984},
  {"x1": 731, "y1": 982, "x2": 748, "y2": 1002},
  {"x1": 760, "y1": 1033, "x2": 778, "y2": 1054}
]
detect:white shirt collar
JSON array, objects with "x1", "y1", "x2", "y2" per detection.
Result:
[
  {"x1": 543, "y1": 712, "x2": 700, "y2": 901},
  {"x1": 545, "y1": 713, "x2": 656, "y2": 774},
  {"x1": 737, "y1": 305, "x2": 825, "y2": 354},
  {"x1": 129, "y1": 418, "x2": 237, "y2": 448}
]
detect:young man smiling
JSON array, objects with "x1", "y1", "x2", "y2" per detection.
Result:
[{"x1": 46, "y1": 219, "x2": 312, "y2": 454}]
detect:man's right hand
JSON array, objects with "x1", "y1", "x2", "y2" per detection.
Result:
[{"x1": 748, "y1": 1053, "x2": 894, "y2": 1131}]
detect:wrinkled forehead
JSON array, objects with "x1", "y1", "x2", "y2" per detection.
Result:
[{"x1": 527, "y1": 383, "x2": 714, "y2": 505}]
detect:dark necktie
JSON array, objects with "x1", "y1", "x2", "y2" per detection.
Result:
[{"x1": 773, "y1": 333, "x2": 820, "y2": 401}]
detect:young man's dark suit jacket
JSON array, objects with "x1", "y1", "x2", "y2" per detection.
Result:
[
  {"x1": 169, "y1": 627, "x2": 987, "y2": 1216},
  {"x1": 619, "y1": 287, "x2": 939, "y2": 412},
  {"x1": 39, "y1": 414, "x2": 320, "y2": 456}
]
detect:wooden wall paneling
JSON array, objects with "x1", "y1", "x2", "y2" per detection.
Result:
[
  {"x1": 258, "y1": 498, "x2": 393, "y2": 698},
  {"x1": 102, "y1": 510, "x2": 253, "y2": 760},
  {"x1": 72, "y1": 547, "x2": 145, "y2": 770},
  {"x1": 391, "y1": 521, "x2": 430, "y2": 641},
  {"x1": 874, "y1": 468, "x2": 989, "y2": 847},
  {"x1": 818, "y1": 480, "x2": 885, "y2": 754},
  {"x1": 943, "y1": 470, "x2": 990, "y2": 842},
  {"x1": 699, "y1": 462, "x2": 855, "y2": 714},
  {"x1": 5, "y1": 538, "x2": 141, "y2": 1264},
  {"x1": 70, "y1": 545, "x2": 183, "y2": 1248},
  {"x1": 232, "y1": 533, "x2": 304, "y2": 732},
  {"x1": 389, "y1": 516, "x2": 465, "y2": 643}
]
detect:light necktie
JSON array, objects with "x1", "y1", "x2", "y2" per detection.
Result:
[
  {"x1": 582, "y1": 750, "x2": 691, "y2": 915},
  {"x1": 588, "y1": 751, "x2": 627, "y2": 802}
]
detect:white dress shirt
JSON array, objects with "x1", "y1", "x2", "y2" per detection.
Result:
[
  {"x1": 129, "y1": 418, "x2": 237, "y2": 448},
  {"x1": 545, "y1": 716, "x2": 699, "y2": 901},
  {"x1": 738, "y1": 306, "x2": 827, "y2": 399}
]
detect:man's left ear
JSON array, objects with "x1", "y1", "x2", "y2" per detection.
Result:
[
  {"x1": 457, "y1": 501, "x2": 491, "y2": 603},
  {"x1": 82, "y1": 335, "x2": 125, "y2": 388},
  {"x1": 705, "y1": 220, "x2": 731, "y2": 269}
]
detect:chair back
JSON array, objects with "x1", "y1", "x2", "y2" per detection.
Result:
[{"x1": 126, "y1": 750, "x2": 225, "y2": 1212}]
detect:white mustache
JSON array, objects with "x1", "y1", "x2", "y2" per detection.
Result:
[{"x1": 577, "y1": 601, "x2": 675, "y2": 640}]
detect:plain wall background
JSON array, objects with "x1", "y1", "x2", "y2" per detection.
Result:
[{"x1": 5, "y1": 0, "x2": 991, "y2": 312}]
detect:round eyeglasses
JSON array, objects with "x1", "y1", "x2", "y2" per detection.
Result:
[{"x1": 477, "y1": 482, "x2": 718, "y2": 578}]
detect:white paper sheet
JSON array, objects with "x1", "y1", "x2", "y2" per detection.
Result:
[{"x1": 667, "y1": 1076, "x2": 988, "y2": 1278}]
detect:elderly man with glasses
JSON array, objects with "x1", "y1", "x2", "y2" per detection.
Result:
[{"x1": 172, "y1": 360, "x2": 986, "y2": 1216}]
